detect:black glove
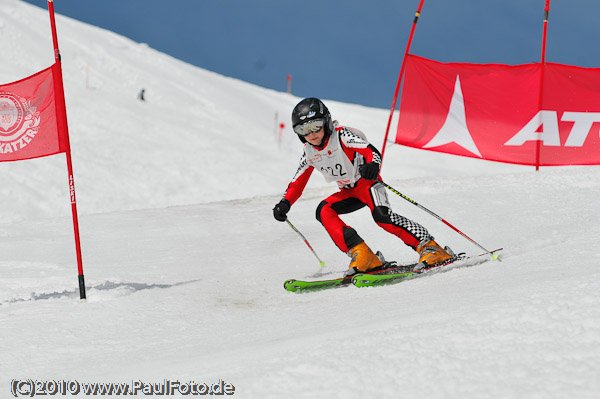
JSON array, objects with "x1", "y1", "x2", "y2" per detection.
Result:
[
  {"x1": 273, "y1": 199, "x2": 291, "y2": 222},
  {"x1": 359, "y1": 162, "x2": 380, "y2": 180}
]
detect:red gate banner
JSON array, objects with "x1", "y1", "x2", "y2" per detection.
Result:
[
  {"x1": 396, "y1": 54, "x2": 600, "y2": 166},
  {"x1": 0, "y1": 62, "x2": 68, "y2": 162}
]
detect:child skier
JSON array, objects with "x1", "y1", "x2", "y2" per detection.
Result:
[{"x1": 273, "y1": 98, "x2": 452, "y2": 275}]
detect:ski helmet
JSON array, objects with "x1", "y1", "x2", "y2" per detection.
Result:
[{"x1": 291, "y1": 97, "x2": 334, "y2": 144}]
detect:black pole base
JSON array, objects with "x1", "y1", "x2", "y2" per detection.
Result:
[{"x1": 78, "y1": 274, "x2": 87, "y2": 302}]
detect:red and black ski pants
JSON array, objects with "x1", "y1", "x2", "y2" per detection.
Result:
[{"x1": 316, "y1": 180, "x2": 432, "y2": 253}]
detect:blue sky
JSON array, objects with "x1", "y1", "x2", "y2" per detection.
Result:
[{"x1": 22, "y1": 0, "x2": 600, "y2": 109}]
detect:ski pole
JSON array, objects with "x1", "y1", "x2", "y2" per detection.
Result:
[
  {"x1": 286, "y1": 218, "x2": 326, "y2": 267},
  {"x1": 381, "y1": 181, "x2": 500, "y2": 261}
]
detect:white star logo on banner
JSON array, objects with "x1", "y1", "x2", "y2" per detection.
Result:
[{"x1": 423, "y1": 75, "x2": 482, "y2": 158}]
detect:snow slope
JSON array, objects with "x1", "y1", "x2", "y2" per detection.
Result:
[{"x1": 1, "y1": 1, "x2": 599, "y2": 398}]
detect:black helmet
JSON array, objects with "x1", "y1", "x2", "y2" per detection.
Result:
[{"x1": 291, "y1": 97, "x2": 334, "y2": 144}]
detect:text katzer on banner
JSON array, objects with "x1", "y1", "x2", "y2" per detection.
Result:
[
  {"x1": 0, "y1": 63, "x2": 68, "y2": 162},
  {"x1": 396, "y1": 55, "x2": 600, "y2": 166}
]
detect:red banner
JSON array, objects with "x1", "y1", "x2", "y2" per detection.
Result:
[
  {"x1": 396, "y1": 55, "x2": 600, "y2": 166},
  {"x1": 0, "y1": 62, "x2": 68, "y2": 162}
]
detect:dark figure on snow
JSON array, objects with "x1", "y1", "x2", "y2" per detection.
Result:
[{"x1": 273, "y1": 98, "x2": 451, "y2": 275}]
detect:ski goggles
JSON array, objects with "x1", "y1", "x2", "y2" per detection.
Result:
[{"x1": 293, "y1": 118, "x2": 325, "y2": 136}]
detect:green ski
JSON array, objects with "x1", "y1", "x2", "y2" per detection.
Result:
[
  {"x1": 283, "y1": 276, "x2": 352, "y2": 292},
  {"x1": 352, "y1": 271, "x2": 415, "y2": 287},
  {"x1": 283, "y1": 260, "x2": 405, "y2": 293}
]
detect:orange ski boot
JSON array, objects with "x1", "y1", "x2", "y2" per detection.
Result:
[
  {"x1": 417, "y1": 240, "x2": 452, "y2": 267},
  {"x1": 345, "y1": 242, "x2": 383, "y2": 276}
]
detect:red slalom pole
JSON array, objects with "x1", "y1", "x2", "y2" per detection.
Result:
[
  {"x1": 540, "y1": 0, "x2": 551, "y2": 65},
  {"x1": 380, "y1": 0, "x2": 426, "y2": 169},
  {"x1": 48, "y1": 0, "x2": 87, "y2": 301},
  {"x1": 535, "y1": 0, "x2": 551, "y2": 171}
]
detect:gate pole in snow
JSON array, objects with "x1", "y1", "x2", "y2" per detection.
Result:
[
  {"x1": 47, "y1": 0, "x2": 87, "y2": 301},
  {"x1": 536, "y1": 0, "x2": 551, "y2": 171},
  {"x1": 380, "y1": 0, "x2": 427, "y2": 169}
]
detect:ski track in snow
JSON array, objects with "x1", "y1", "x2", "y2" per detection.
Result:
[{"x1": 1, "y1": 1, "x2": 600, "y2": 398}]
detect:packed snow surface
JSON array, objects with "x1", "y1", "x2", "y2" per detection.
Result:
[{"x1": 1, "y1": 1, "x2": 599, "y2": 398}]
